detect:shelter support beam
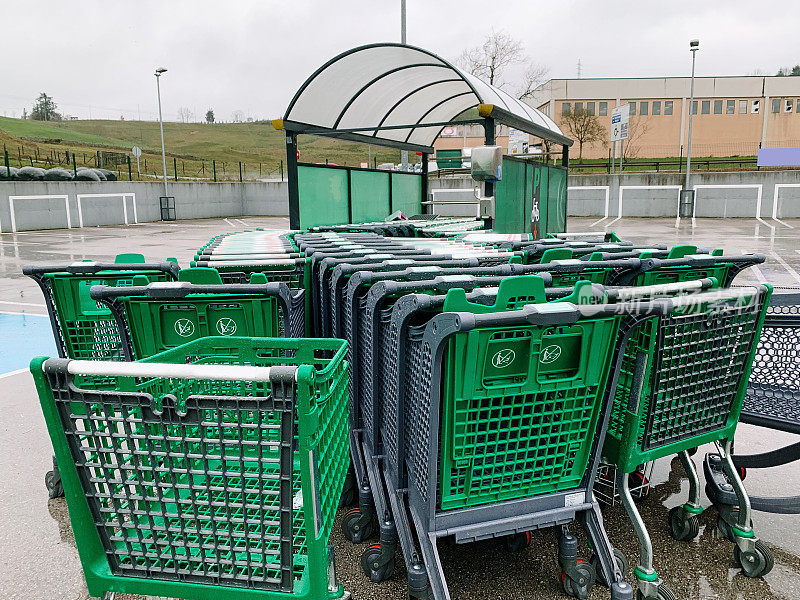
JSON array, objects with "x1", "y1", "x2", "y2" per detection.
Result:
[{"x1": 286, "y1": 131, "x2": 300, "y2": 229}]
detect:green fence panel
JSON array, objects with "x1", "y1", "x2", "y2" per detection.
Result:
[
  {"x1": 494, "y1": 158, "x2": 528, "y2": 234},
  {"x1": 391, "y1": 172, "x2": 423, "y2": 216},
  {"x1": 351, "y1": 170, "x2": 390, "y2": 223},
  {"x1": 547, "y1": 166, "x2": 568, "y2": 234},
  {"x1": 297, "y1": 165, "x2": 349, "y2": 228}
]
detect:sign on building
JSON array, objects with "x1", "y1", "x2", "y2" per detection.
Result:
[
  {"x1": 610, "y1": 104, "x2": 630, "y2": 142},
  {"x1": 508, "y1": 128, "x2": 529, "y2": 155}
]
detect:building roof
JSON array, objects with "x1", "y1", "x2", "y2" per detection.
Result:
[{"x1": 281, "y1": 43, "x2": 569, "y2": 152}]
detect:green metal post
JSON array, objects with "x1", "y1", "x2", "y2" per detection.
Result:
[
  {"x1": 127, "y1": 155, "x2": 133, "y2": 181},
  {"x1": 213, "y1": 159, "x2": 217, "y2": 182},
  {"x1": 239, "y1": 161, "x2": 243, "y2": 182},
  {"x1": 280, "y1": 160, "x2": 284, "y2": 181},
  {"x1": 173, "y1": 157, "x2": 177, "y2": 181},
  {"x1": 72, "y1": 153, "x2": 77, "y2": 178},
  {"x1": 3, "y1": 150, "x2": 9, "y2": 176}
]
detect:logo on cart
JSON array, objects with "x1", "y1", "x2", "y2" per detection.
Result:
[
  {"x1": 540, "y1": 344, "x2": 562, "y2": 364},
  {"x1": 216, "y1": 317, "x2": 238, "y2": 336},
  {"x1": 174, "y1": 318, "x2": 195, "y2": 337},
  {"x1": 491, "y1": 348, "x2": 516, "y2": 368}
]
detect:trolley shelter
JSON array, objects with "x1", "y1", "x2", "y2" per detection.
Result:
[{"x1": 273, "y1": 43, "x2": 573, "y2": 234}]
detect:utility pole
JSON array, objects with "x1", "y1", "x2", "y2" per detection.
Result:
[
  {"x1": 679, "y1": 40, "x2": 700, "y2": 223},
  {"x1": 155, "y1": 67, "x2": 169, "y2": 198},
  {"x1": 400, "y1": 0, "x2": 409, "y2": 170}
]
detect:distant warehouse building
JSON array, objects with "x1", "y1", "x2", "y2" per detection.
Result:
[{"x1": 529, "y1": 76, "x2": 800, "y2": 160}]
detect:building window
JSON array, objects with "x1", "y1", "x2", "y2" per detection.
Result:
[
  {"x1": 692, "y1": 100, "x2": 698, "y2": 115},
  {"x1": 562, "y1": 102, "x2": 571, "y2": 115},
  {"x1": 640, "y1": 101, "x2": 648, "y2": 115},
  {"x1": 752, "y1": 100, "x2": 760, "y2": 113},
  {"x1": 701, "y1": 100, "x2": 710, "y2": 114},
  {"x1": 599, "y1": 101, "x2": 608, "y2": 116},
  {"x1": 629, "y1": 101, "x2": 636, "y2": 116},
  {"x1": 772, "y1": 98, "x2": 780, "y2": 113},
  {"x1": 587, "y1": 102, "x2": 595, "y2": 115},
  {"x1": 726, "y1": 100, "x2": 735, "y2": 114},
  {"x1": 739, "y1": 100, "x2": 747, "y2": 114},
  {"x1": 652, "y1": 101, "x2": 661, "y2": 115},
  {"x1": 575, "y1": 102, "x2": 584, "y2": 112},
  {"x1": 797, "y1": 99, "x2": 800, "y2": 113},
  {"x1": 713, "y1": 100, "x2": 722, "y2": 114},
  {"x1": 786, "y1": 99, "x2": 794, "y2": 113},
  {"x1": 664, "y1": 100, "x2": 673, "y2": 115}
]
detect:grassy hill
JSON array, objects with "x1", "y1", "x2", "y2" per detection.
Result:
[{"x1": 0, "y1": 117, "x2": 403, "y2": 181}]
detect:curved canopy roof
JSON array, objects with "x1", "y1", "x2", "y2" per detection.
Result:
[{"x1": 282, "y1": 43, "x2": 571, "y2": 152}]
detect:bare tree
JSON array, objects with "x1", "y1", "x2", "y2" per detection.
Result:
[
  {"x1": 517, "y1": 63, "x2": 550, "y2": 101},
  {"x1": 177, "y1": 106, "x2": 194, "y2": 123},
  {"x1": 458, "y1": 30, "x2": 524, "y2": 88},
  {"x1": 231, "y1": 110, "x2": 244, "y2": 123},
  {"x1": 560, "y1": 107, "x2": 606, "y2": 162},
  {"x1": 622, "y1": 116, "x2": 651, "y2": 160}
]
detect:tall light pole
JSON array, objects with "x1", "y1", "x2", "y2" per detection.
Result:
[
  {"x1": 155, "y1": 67, "x2": 169, "y2": 198},
  {"x1": 680, "y1": 40, "x2": 699, "y2": 220},
  {"x1": 400, "y1": 0, "x2": 409, "y2": 170}
]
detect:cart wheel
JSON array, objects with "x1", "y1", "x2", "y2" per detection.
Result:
[
  {"x1": 738, "y1": 466, "x2": 747, "y2": 481},
  {"x1": 45, "y1": 470, "x2": 63, "y2": 499},
  {"x1": 629, "y1": 471, "x2": 650, "y2": 502},
  {"x1": 408, "y1": 589, "x2": 433, "y2": 600},
  {"x1": 562, "y1": 559, "x2": 595, "y2": 599},
  {"x1": 734, "y1": 540, "x2": 774, "y2": 578},
  {"x1": 504, "y1": 530, "x2": 532, "y2": 552},
  {"x1": 342, "y1": 508, "x2": 374, "y2": 543},
  {"x1": 591, "y1": 547, "x2": 629, "y2": 587},
  {"x1": 636, "y1": 583, "x2": 676, "y2": 600},
  {"x1": 687, "y1": 447, "x2": 698, "y2": 457},
  {"x1": 668, "y1": 506, "x2": 700, "y2": 542},
  {"x1": 361, "y1": 543, "x2": 396, "y2": 582}
]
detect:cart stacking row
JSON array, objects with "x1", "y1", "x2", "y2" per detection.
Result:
[{"x1": 26, "y1": 223, "x2": 794, "y2": 600}]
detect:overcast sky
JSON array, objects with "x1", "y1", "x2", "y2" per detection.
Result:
[{"x1": 1, "y1": 1, "x2": 798, "y2": 122}]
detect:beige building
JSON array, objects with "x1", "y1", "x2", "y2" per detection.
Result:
[
  {"x1": 433, "y1": 76, "x2": 800, "y2": 161},
  {"x1": 532, "y1": 76, "x2": 800, "y2": 159}
]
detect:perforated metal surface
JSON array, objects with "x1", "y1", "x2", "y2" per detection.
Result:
[{"x1": 743, "y1": 295, "x2": 800, "y2": 429}]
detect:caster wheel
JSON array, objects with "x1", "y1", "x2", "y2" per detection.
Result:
[
  {"x1": 504, "y1": 530, "x2": 531, "y2": 552},
  {"x1": 636, "y1": 583, "x2": 676, "y2": 600},
  {"x1": 591, "y1": 547, "x2": 629, "y2": 587},
  {"x1": 562, "y1": 559, "x2": 595, "y2": 599},
  {"x1": 734, "y1": 539, "x2": 774, "y2": 578},
  {"x1": 738, "y1": 466, "x2": 747, "y2": 481},
  {"x1": 342, "y1": 508, "x2": 374, "y2": 543},
  {"x1": 687, "y1": 447, "x2": 698, "y2": 457},
  {"x1": 629, "y1": 471, "x2": 650, "y2": 502},
  {"x1": 361, "y1": 543, "x2": 395, "y2": 582},
  {"x1": 45, "y1": 470, "x2": 63, "y2": 499},
  {"x1": 668, "y1": 506, "x2": 700, "y2": 542}
]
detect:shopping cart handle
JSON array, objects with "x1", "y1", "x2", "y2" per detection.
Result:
[
  {"x1": 90, "y1": 281, "x2": 289, "y2": 300},
  {"x1": 23, "y1": 262, "x2": 179, "y2": 278}
]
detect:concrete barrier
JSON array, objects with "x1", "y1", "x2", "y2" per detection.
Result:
[{"x1": 0, "y1": 181, "x2": 289, "y2": 232}]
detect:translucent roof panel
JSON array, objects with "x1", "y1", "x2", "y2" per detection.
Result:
[{"x1": 284, "y1": 43, "x2": 568, "y2": 150}]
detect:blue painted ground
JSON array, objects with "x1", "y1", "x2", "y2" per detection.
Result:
[{"x1": 0, "y1": 312, "x2": 58, "y2": 374}]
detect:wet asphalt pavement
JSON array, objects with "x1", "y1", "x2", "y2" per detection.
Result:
[{"x1": 2, "y1": 215, "x2": 799, "y2": 600}]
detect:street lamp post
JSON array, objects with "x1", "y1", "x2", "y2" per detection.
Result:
[
  {"x1": 679, "y1": 40, "x2": 699, "y2": 220},
  {"x1": 155, "y1": 67, "x2": 169, "y2": 198}
]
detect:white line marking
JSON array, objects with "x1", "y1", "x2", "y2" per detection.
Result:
[
  {"x1": 8, "y1": 195, "x2": 70, "y2": 233},
  {"x1": 224, "y1": 218, "x2": 236, "y2": 227},
  {"x1": 772, "y1": 184, "x2": 799, "y2": 228},
  {"x1": 0, "y1": 309, "x2": 48, "y2": 316},
  {"x1": 0, "y1": 368, "x2": 28, "y2": 379},
  {"x1": 567, "y1": 186, "x2": 610, "y2": 226},
  {"x1": 76, "y1": 193, "x2": 137, "y2": 227},
  {"x1": 0, "y1": 300, "x2": 46, "y2": 307},
  {"x1": 692, "y1": 184, "x2": 772, "y2": 231},
  {"x1": 234, "y1": 219, "x2": 250, "y2": 226},
  {"x1": 770, "y1": 251, "x2": 800, "y2": 285}
]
